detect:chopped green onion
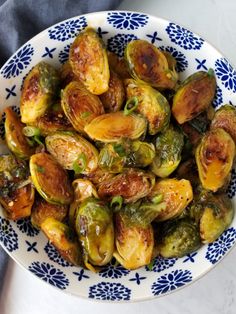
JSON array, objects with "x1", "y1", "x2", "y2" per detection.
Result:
[
  {"x1": 113, "y1": 143, "x2": 126, "y2": 157},
  {"x1": 152, "y1": 194, "x2": 163, "y2": 204},
  {"x1": 110, "y1": 196, "x2": 123, "y2": 212},
  {"x1": 124, "y1": 97, "x2": 139, "y2": 115},
  {"x1": 147, "y1": 259, "x2": 155, "y2": 271},
  {"x1": 208, "y1": 68, "x2": 214, "y2": 77},
  {"x1": 80, "y1": 111, "x2": 91, "y2": 119},
  {"x1": 73, "y1": 153, "x2": 87, "y2": 174},
  {"x1": 23, "y1": 126, "x2": 41, "y2": 137},
  {"x1": 34, "y1": 135, "x2": 44, "y2": 146}
]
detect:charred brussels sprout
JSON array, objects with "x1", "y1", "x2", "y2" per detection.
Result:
[
  {"x1": 107, "y1": 51, "x2": 130, "y2": 79},
  {"x1": 172, "y1": 70, "x2": 216, "y2": 124},
  {"x1": 30, "y1": 153, "x2": 73, "y2": 205},
  {"x1": 4, "y1": 107, "x2": 35, "y2": 159},
  {"x1": 20, "y1": 62, "x2": 60, "y2": 124},
  {"x1": 61, "y1": 81, "x2": 104, "y2": 134},
  {"x1": 84, "y1": 168, "x2": 115, "y2": 187},
  {"x1": 125, "y1": 79, "x2": 170, "y2": 135},
  {"x1": 69, "y1": 27, "x2": 110, "y2": 95},
  {"x1": 41, "y1": 217, "x2": 81, "y2": 265},
  {"x1": 75, "y1": 198, "x2": 114, "y2": 268},
  {"x1": 151, "y1": 125, "x2": 184, "y2": 177},
  {"x1": 84, "y1": 112, "x2": 147, "y2": 142},
  {"x1": 45, "y1": 131, "x2": 98, "y2": 173},
  {"x1": 195, "y1": 128, "x2": 235, "y2": 192},
  {"x1": 125, "y1": 40, "x2": 178, "y2": 89}
]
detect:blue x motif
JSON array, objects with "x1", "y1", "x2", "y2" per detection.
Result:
[
  {"x1": 146, "y1": 31, "x2": 162, "y2": 44},
  {"x1": 129, "y1": 272, "x2": 146, "y2": 285},
  {"x1": 73, "y1": 269, "x2": 90, "y2": 281},
  {"x1": 5, "y1": 85, "x2": 16, "y2": 100},
  {"x1": 195, "y1": 58, "x2": 207, "y2": 70},
  {"x1": 42, "y1": 47, "x2": 56, "y2": 59},
  {"x1": 97, "y1": 27, "x2": 109, "y2": 39},
  {"x1": 26, "y1": 240, "x2": 38, "y2": 253}
]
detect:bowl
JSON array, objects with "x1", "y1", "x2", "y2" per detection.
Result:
[{"x1": 1, "y1": 10, "x2": 236, "y2": 302}]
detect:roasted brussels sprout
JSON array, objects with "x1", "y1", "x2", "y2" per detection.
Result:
[
  {"x1": 4, "y1": 107, "x2": 34, "y2": 159},
  {"x1": 75, "y1": 198, "x2": 114, "y2": 268},
  {"x1": 84, "y1": 167, "x2": 115, "y2": 187},
  {"x1": 151, "y1": 125, "x2": 184, "y2": 177},
  {"x1": 172, "y1": 70, "x2": 216, "y2": 124},
  {"x1": 211, "y1": 104, "x2": 236, "y2": 144},
  {"x1": 84, "y1": 112, "x2": 147, "y2": 142},
  {"x1": 124, "y1": 40, "x2": 178, "y2": 90},
  {"x1": 59, "y1": 61, "x2": 79, "y2": 88},
  {"x1": 61, "y1": 81, "x2": 104, "y2": 134},
  {"x1": 125, "y1": 79, "x2": 170, "y2": 135},
  {"x1": 41, "y1": 217, "x2": 81, "y2": 265},
  {"x1": 100, "y1": 70, "x2": 125, "y2": 112},
  {"x1": 176, "y1": 159, "x2": 200, "y2": 189},
  {"x1": 20, "y1": 62, "x2": 60, "y2": 124},
  {"x1": 31, "y1": 197, "x2": 68, "y2": 229},
  {"x1": 157, "y1": 219, "x2": 201, "y2": 258},
  {"x1": 148, "y1": 178, "x2": 193, "y2": 221},
  {"x1": 107, "y1": 51, "x2": 130, "y2": 79},
  {"x1": 98, "y1": 168, "x2": 155, "y2": 203},
  {"x1": 195, "y1": 128, "x2": 235, "y2": 192},
  {"x1": 45, "y1": 131, "x2": 98, "y2": 173},
  {"x1": 69, "y1": 27, "x2": 109, "y2": 95},
  {"x1": 30, "y1": 153, "x2": 73, "y2": 205}
]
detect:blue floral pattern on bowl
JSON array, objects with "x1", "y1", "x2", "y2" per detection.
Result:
[
  {"x1": 107, "y1": 33, "x2": 138, "y2": 57},
  {"x1": 0, "y1": 217, "x2": 18, "y2": 252},
  {"x1": 215, "y1": 58, "x2": 236, "y2": 92},
  {"x1": 44, "y1": 242, "x2": 72, "y2": 267},
  {"x1": 145, "y1": 257, "x2": 177, "y2": 272},
  {"x1": 58, "y1": 44, "x2": 71, "y2": 64},
  {"x1": 159, "y1": 46, "x2": 188, "y2": 72},
  {"x1": 89, "y1": 282, "x2": 131, "y2": 301},
  {"x1": 16, "y1": 217, "x2": 40, "y2": 237},
  {"x1": 107, "y1": 12, "x2": 148, "y2": 30},
  {"x1": 212, "y1": 85, "x2": 223, "y2": 109},
  {"x1": 1, "y1": 44, "x2": 34, "y2": 79},
  {"x1": 227, "y1": 169, "x2": 236, "y2": 199},
  {"x1": 99, "y1": 258, "x2": 130, "y2": 278}
]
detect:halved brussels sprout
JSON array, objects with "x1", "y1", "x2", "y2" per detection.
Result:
[
  {"x1": 148, "y1": 178, "x2": 193, "y2": 221},
  {"x1": 4, "y1": 107, "x2": 34, "y2": 159},
  {"x1": 75, "y1": 197, "x2": 114, "y2": 268},
  {"x1": 84, "y1": 168, "x2": 115, "y2": 187},
  {"x1": 98, "y1": 168, "x2": 155, "y2": 203},
  {"x1": 125, "y1": 79, "x2": 170, "y2": 135},
  {"x1": 69, "y1": 27, "x2": 110, "y2": 95},
  {"x1": 30, "y1": 153, "x2": 73, "y2": 205},
  {"x1": 211, "y1": 104, "x2": 236, "y2": 144},
  {"x1": 61, "y1": 81, "x2": 104, "y2": 134},
  {"x1": 151, "y1": 125, "x2": 184, "y2": 177},
  {"x1": 157, "y1": 219, "x2": 201, "y2": 258},
  {"x1": 84, "y1": 112, "x2": 147, "y2": 142},
  {"x1": 199, "y1": 194, "x2": 234, "y2": 243},
  {"x1": 176, "y1": 159, "x2": 200, "y2": 189},
  {"x1": 172, "y1": 70, "x2": 216, "y2": 124},
  {"x1": 31, "y1": 197, "x2": 68, "y2": 229},
  {"x1": 107, "y1": 51, "x2": 130, "y2": 79},
  {"x1": 195, "y1": 128, "x2": 235, "y2": 192},
  {"x1": 20, "y1": 62, "x2": 60, "y2": 124},
  {"x1": 41, "y1": 217, "x2": 82, "y2": 265},
  {"x1": 124, "y1": 40, "x2": 178, "y2": 90},
  {"x1": 100, "y1": 70, "x2": 125, "y2": 112},
  {"x1": 59, "y1": 61, "x2": 80, "y2": 88},
  {"x1": 45, "y1": 131, "x2": 98, "y2": 173}
]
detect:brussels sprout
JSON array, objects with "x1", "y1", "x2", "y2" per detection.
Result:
[
  {"x1": 148, "y1": 178, "x2": 193, "y2": 221},
  {"x1": 98, "y1": 140, "x2": 155, "y2": 173},
  {"x1": 41, "y1": 217, "x2": 82, "y2": 265},
  {"x1": 69, "y1": 27, "x2": 109, "y2": 95},
  {"x1": 84, "y1": 112, "x2": 147, "y2": 142},
  {"x1": 172, "y1": 70, "x2": 216, "y2": 124},
  {"x1": 199, "y1": 194, "x2": 234, "y2": 243},
  {"x1": 124, "y1": 40, "x2": 178, "y2": 90},
  {"x1": 30, "y1": 153, "x2": 73, "y2": 205},
  {"x1": 151, "y1": 125, "x2": 184, "y2": 177},
  {"x1": 59, "y1": 61, "x2": 79, "y2": 88},
  {"x1": 45, "y1": 131, "x2": 98, "y2": 173},
  {"x1": 61, "y1": 81, "x2": 104, "y2": 134},
  {"x1": 100, "y1": 70, "x2": 125, "y2": 112},
  {"x1": 125, "y1": 79, "x2": 170, "y2": 135},
  {"x1": 4, "y1": 107, "x2": 35, "y2": 159},
  {"x1": 84, "y1": 168, "x2": 115, "y2": 187},
  {"x1": 157, "y1": 219, "x2": 201, "y2": 258},
  {"x1": 195, "y1": 128, "x2": 235, "y2": 192},
  {"x1": 31, "y1": 197, "x2": 68, "y2": 229},
  {"x1": 176, "y1": 159, "x2": 200, "y2": 189},
  {"x1": 20, "y1": 62, "x2": 60, "y2": 124},
  {"x1": 107, "y1": 51, "x2": 130, "y2": 79},
  {"x1": 211, "y1": 104, "x2": 236, "y2": 144},
  {"x1": 98, "y1": 168, "x2": 155, "y2": 203},
  {"x1": 75, "y1": 198, "x2": 114, "y2": 268}
]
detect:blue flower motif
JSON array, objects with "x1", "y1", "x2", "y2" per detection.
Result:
[
  {"x1": 73, "y1": 268, "x2": 90, "y2": 281},
  {"x1": 212, "y1": 85, "x2": 223, "y2": 109},
  {"x1": 146, "y1": 31, "x2": 162, "y2": 44},
  {"x1": 107, "y1": 12, "x2": 148, "y2": 30},
  {"x1": 166, "y1": 23, "x2": 204, "y2": 50},
  {"x1": 183, "y1": 252, "x2": 198, "y2": 263},
  {"x1": 99, "y1": 258, "x2": 130, "y2": 279},
  {"x1": 26, "y1": 240, "x2": 38, "y2": 253},
  {"x1": 206, "y1": 227, "x2": 236, "y2": 264},
  {"x1": 145, "y1": 257, "x2": 177, "y2": 272},
  {"x1": 29, "y1": 262, "x2": 69, "y2": 290},
  {"x1": 215, "y1": 58, "x2": 236, "y2": 92},
  {"x1": 16, "y1": 217, "x2": 40, "y2": 237},
  {"x1": 42, "y1": 47, "x2": 56, "y2": 59},
  {"x1": 159, "y1": 46, "x2": 188, "y2": 72},
  {"x1": 0, "y1": 217, "x2": 18, "y2": 252},
  {"x1": 89, "y1": 282, "x2": 131, "y2": 301},
  {"x1": 58, "y1": 44, "x2": 71, "y2": 64},
  {"x1": 48, "y1": 17, "x2": 87, "y2": 42},
  {"x1": 44, "y1": 242, "x2": 72, "y2": 267},
  {"x1": 1, "y1": 44, "x2": 34, "y2": 78},
  {"x1": 129, "y1": 272, "x2": 146, "y2": 285},
  {"x1": 107, "y1": 33, "x2": 138, "y2": 57},
  {"x1": 227, "y1": 169, "x2": 236, "y2": 199},
  {"x1": 5, "y1": 85, "x2": 17, "y2": 100},
  {"x1": 151, "y1": 269, "x2": 192, "y2": 296}
]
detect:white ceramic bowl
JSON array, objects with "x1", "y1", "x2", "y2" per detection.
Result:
[{"x1": 1, "y1": 11, "x2": 236, "y2": 302}]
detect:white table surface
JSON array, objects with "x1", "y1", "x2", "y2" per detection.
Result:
[{"x1": 1, "y1": 0, "x2": 236, "y2": 313}]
